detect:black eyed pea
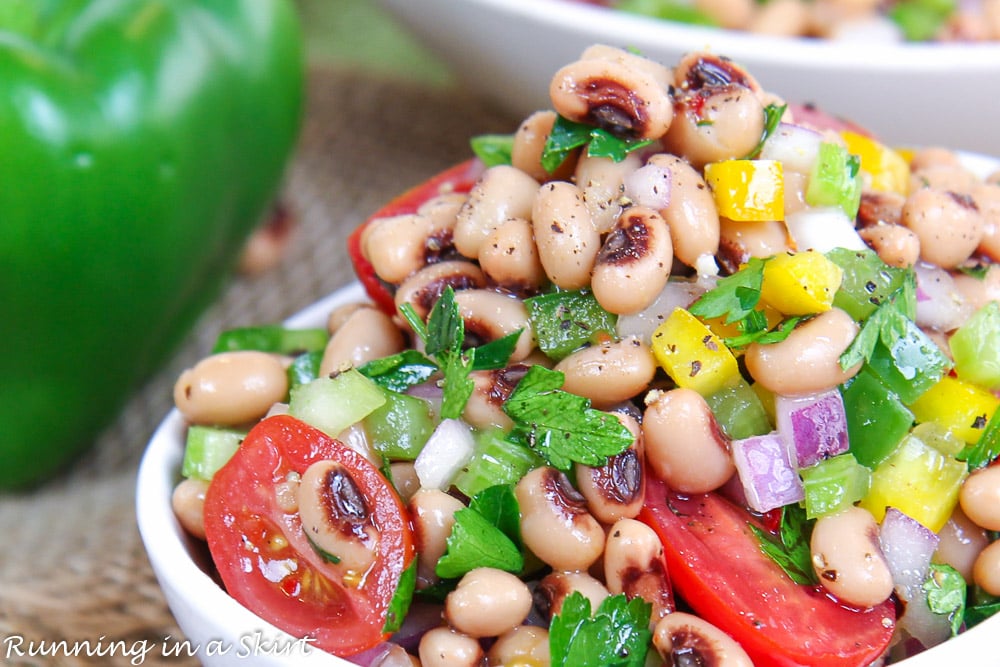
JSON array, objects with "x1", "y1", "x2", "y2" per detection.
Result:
[
  {"x1": 174, "y1": 350, "x2": 289, "y2": 426},
  {"x1": 409, "y1": 489, "x2": 465, "y2": 589},
  {"x1": 445, "y1": 567, "x2": 533, "y2": 638},
  {"x1": 645, "y1": 153, "x2": 721, "y2": 271},
  {"x1": 388, "y1": 461, "x2": 420, "y2": 506},
  {"x1": 453, "y1": 289, "x2": 535, "y2": 362},
  {"x1": 717, "y1": 218, "x2": 790, "y2": 274},
  {"x1": 579, "y1": 44, "x2": 673, "y2": 88},
  {"x1": 319, "y1": 306, "x2": 405, "y2": 377},
  {"x1": 652, "y1": 611, "x2": 754, "y2": 667},
  {"x1": 515, "y1": 466, "x2": 606, "y2": 572},
  {"x1": 696, "y1": 0, "x2": 755, "y2": 29},
  {"x1": 857, "y1": 224, "x2": 921, "y2": 269},
  {"x1": 362, "y1": 209, "x2": 457, "y2": 284},
  {"x1": 512, "y1": 110, "x2": 576, "y2": 182},
  {"x1": 642, "y1": 388, "x2": 735, "y2": 494},
  {"x1": 959, "y1": 464, "x2": 1000, "y2": 532},
  {"x1": 747, "y1": 0, "x2": 810, "y2": 35},
  {"x1": 172, "y1": 478, "x2": 209, "y2": 540},
  {"x1": 604, "y1": 518, "x2": 675, "y2": 623},
  {"x1": 478, "y1": 217, "x2": 548, "y2": 295},
  {"x1": 909, "y1": 164, "x2": 978, "y2": 196},
  {"x1": 486, "y1": 625, "x2": 550, "y2": 667},
  {"x1": 532, "y1": 181, "x2": 601, "y2": 290},
  {"x1": 326, "y1": 302, "x2": 371, "y2": 335},
  {"x1": 972, "y1": 182, "x2": 1000, "y2": 261},
  {"x1": 549, "y1": 46, "x2": 673, "y2": 142},
  {"x1": 744, "y1": 307, "x2": 861, "y2": 396},
  {"x1": 575, "y1": 413, "x2": 645, "y2": 524},
  {"x1": 417, "y1": 626, "x2": 484, "y2": 667},
  {"x1": 297, "y1": 460, "x2": 379, "y2": 575},
  {"x1": 673, "y1": 52, "x2": 764, "y2": 97},
  {"x1": 463, "y1": 366, "x2": 526, "y2": 431},
  {"x1": 393, "y1": 260, "x2": 487, "y2": 324},
  {"x1": 934, "y1": 506, "x2": 990, "y2": 583},
  {"x1": 952, "y1": 263, "x2": 1000, "y2": 312},
  {"x1": 857, "y1": 190, "x2": 905, "y2": 229},
  {"x1": 534, "y1": 570, "x2": 611, "y2": 621},
  {"x1": 417, "y1": 191, "x2": 469, "y2": 224},
  {"x1": 664, "y1": 83, "x2": 766, "y2": 170},
  {"x1": 909, "y1": 147, "x2": 964, "y2": 172},
  {"x1": 901, "y1": 188, "x2": 984, "y2": 269},
  {"x1": 553, "y1": 336, "x2": 657, "y2": 409},
  {"x1": 454, "y1": 165, "x2": 539, "y2": 260},
  {"x1": 370, "y1": 644, "x2": 419, "y2": 667},
  {"x1": 810, "y1": 506, "x2": 894, "y2": 608},
  {"x1": 591, "y1": 206, "x2": 674, "y2": 315},
  {"x1": 973, "y1": 540, "x2": 1000, "y2": 597},
  {"x1": 575, "y1": 153, "x2": 641, "y2": 234}
]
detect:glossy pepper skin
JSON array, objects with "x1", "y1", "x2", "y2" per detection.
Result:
[{"x1": 0, "y1": 0, "x2": 303, "y2": 489}]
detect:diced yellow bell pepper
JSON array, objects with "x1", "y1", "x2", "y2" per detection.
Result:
[
  {"x1": 651, "y1": 308, "x2": 741, "y2": 397},
  {"x1": 909, "y1": 375, "x2": 999, "y2": 445},
  {"x1": 840, "y1": 130, "x2": 910, "y2": 196},
  {"x1": 859, "y1": 431, "x2": 967, "y2": 532},
  {"x1": 704, "y1": 159, "x2": 784, "y2": 222},
  {"x1": 759, "y1": 251, "x2": 843, "y2": 316}
]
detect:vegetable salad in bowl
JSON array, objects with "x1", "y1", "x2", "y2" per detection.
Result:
[{"x1": 145, "y1": 44, "x2": 1000, "y2": 666}]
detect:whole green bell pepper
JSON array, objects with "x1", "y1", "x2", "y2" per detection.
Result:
[{"x1": 0, "y1": 0, "x2": 304, "y2": 489}]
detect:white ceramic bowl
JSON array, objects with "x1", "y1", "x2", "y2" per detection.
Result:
[
  {"x1": 137, "y1": 278, "x2": 1000, "y2": 666},
  {"x1": 377, "y1": 0, "x2": 1000, "y2": 156}
]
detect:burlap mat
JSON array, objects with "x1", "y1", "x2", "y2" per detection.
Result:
[{"x1": 0, "y1": 65, "x2": 518, "y2": 666}]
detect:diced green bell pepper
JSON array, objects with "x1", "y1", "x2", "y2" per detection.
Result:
[
  {"x1": 0, "y1": 0, "x2": 303, "y2": 489},
  {"x1": 949, "y1": 301, "x2": 1000, "y2": 392},
  {"x1": 841, "y1": 368, "x2": 914, "y2": 468},
  {"x1": 525, "y1": 289, "x2": 617, "y2": 361},
  {"x1": 800, "y1": 452, "x2": 871, "y2": 519},
  {"x1": 705, "y1": 377, "x2": 773, "y2": 440},
  {"x1": 212, "y1": 325, "x2": 329, "y2": 356},
  {"x1": 363, "y1": 387, "x2": 437, "y2": 461},
  {"x1": 806, "y1": 142, "x2": 863, "y2": 218}
]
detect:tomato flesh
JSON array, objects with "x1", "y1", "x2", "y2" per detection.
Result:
[
  {"x1": 347, "y1": 158, "x2": 486, "y2": 314},
  {"x1": 640, "y1": 472, "x2": 895, "y2": 667},
  {"x1": 203, "y1": 414, "x2": 415, "y2": 657}
]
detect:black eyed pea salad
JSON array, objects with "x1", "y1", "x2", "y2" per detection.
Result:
[{"x1": 169, "y1": 44, "x2": 1000, "y2": 667}]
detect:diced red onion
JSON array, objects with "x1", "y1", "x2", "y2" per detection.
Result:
[
  {"x1": 879, "y1": 507, "x2": 951, "y2": 649},
  {"x1": 414, "y1": 418, "x2": 475, "y2": 490},
  {"x1": 731, "y1": 431, "x2": 805, "y2": 513},
  {"x1": 774, "y1": 389, "x2": 849, "y2": 469},
  {"x1": 623, "y1": 162, "x2": 671, "y2": 210},
  {"x1": 784, "y1": 206, "x2": 867, "y2": 253},
  {"x1": 759, "y1": 123, "x2": 822, "y2": 174},
  {"x1": 913, "y1": 261, "x2": 971, "y2": 332},
  {"x1": 616, "y1": 276, "x2": 714, "y2": 341}
]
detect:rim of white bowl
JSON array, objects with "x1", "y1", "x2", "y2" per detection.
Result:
[{"x1": 462, "y1": 0, "x2": 1000, "y2": 71}]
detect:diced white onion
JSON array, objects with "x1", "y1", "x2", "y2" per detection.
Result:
[
  {"x1": 879, "y1": 507, "x2": 951, "y2": 649},
  {"x1": 759, "y1": 123, "x2": 822, "y2": 175},
  {"x1": 785, "y1": 206, "x2": 868, "y2": 253},
  {"x1": 414, "y1": 418, "x2": 475, "y2": 490},
  {"x1": 616, "y1": 277, "x2": 714, "y2": 341},
  {"x1": 914, "y1": 261, "x2": 972, "y2": 332}
]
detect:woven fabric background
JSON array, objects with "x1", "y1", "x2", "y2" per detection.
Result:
[{"x1": 0, "y1": 65, "x2": 517, "y2": 666}]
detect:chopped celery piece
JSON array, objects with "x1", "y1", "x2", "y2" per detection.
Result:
[
  {"x1": 364, "y1": 388, "x2": 437, "y2": 460},
  {"x1": 704, "y1": 377, "x2": 772, "y2": 440},
  {"x1": 525, "y1": 289, "x2": 617, "y2": 361},
  {"x1": 841, "y1": 369, "x2": 913, "y2": 468},
  {"x1": 287, "y1": 350, "x2": 324, "y2": 389},
  {"x1": 181, "y1": 425, "x2": 245, "y2": 481},
  {"x1": 859, "y1": 431, "x2": 967, "y2": 532},
  {"x1": 827, "y1": 248, "x2": 907, "y2": 322},
  {"x1": 212, "y1": 324, "x2": 329, "y2": 355},
  {"x1": 800, "y1": 453, "x2": 871, "y2": 519},
  {"x1": 949, "y1": 301, "x2": 1000, "y2": 391},
  {"x1": 806, "y1": 142, "x2": 862, "y2": 218},
  {"x1": 453, "y1": 427, "x2": 544, "y2": 499},
  {"x1": 289, "y1": 369, "x2": 386, "y2": 438}
]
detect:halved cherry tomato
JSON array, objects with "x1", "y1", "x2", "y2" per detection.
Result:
[
  {"x1": 640, "y1": 472, "x2": 895, "y2": 667},
  {"x1": 347, "y1": 158, "x2": 486, "y2": 314},
  {"x1": 203, "y1": 414, "x2": 415, "y2": 657}
]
